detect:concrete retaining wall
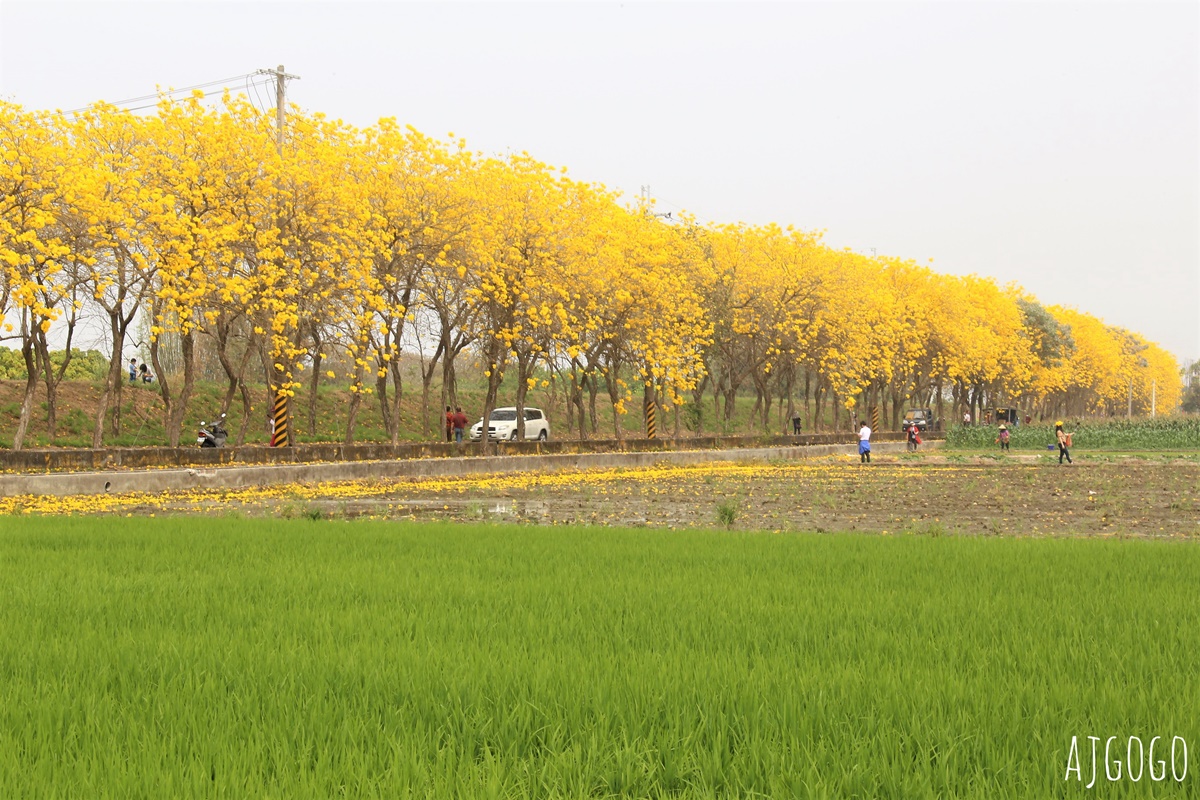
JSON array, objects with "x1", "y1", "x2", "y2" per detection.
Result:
[{"x1": 0, "y1": 439, "x2": 939, "y2": 498}]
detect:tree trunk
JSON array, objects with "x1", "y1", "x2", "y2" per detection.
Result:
[
  {"x1": 690, "y1": 373, "x2": 709, "y2": 435},
  {"x1": 343, "y1": 359, "x2": 368, "y2": 446},
  {"x1": 587, "y1": 373, "x2": 600, "y2": 436},
  {"x1": 711, "y1": 372, "x2": 723, "y2": 424},
  {"x1": 722, "y1": 381, "x2": 740, "y2": 431},
  {"x1": 214, "y1": 323, "x2": 255, "y2": 446},
  {"x1": 11, "y1": 326, "x2": 40, "y2": 451},
  {"x1": 513, "y1": 351, "x2": 535, "y2": 442},
  {"x1": 93, "y1": 314, "x2": 127, "y2": 448},
  {"x1": 477, "y1": 343, "x2": 507, "y2": 453},
  {"x1": 166, "y1": 331, "x2": 197, "y2": 448},
  {"x1": 563, "y1": 365, "x2": 577, "y2": 437},
  {"x1": 440, "y1": 346, "x2": 458, "y2": 420},
  {"x1": 419, "y1": 342, "x2": 445, "y2": 442},
  {"x1": 605, "y1": 368, "x2": 625, "y2": 443},
  {"x1": 149, "y1": 312, "x2": 175, "y2": 447},
  {"x1": 803, "y1": 370, "x2": 812, "y2": 430},
  {"x1": 386, "y1": 360, "x2": 403, "y2": 445},
  {"x1": 374, "y1": 368, "x2": 391, "y2": 442},
  {"x1": 308, "y1": 348, "x2": 323, "y2": 437}
]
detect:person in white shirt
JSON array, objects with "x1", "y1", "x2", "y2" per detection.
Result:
[
  {"x1": 858, "y1": 421, "x2": 872, "y2": 464},
  {"x1": 963, "y1": 410, "x2": 971, "y2": 426}
]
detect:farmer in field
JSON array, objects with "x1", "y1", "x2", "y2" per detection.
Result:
[
  {"x1": 858, "y1": 420, "x2": 872, "y2": 464},
  {"x1": 998, "y1": 424, "x2": 1010, "y2": 452},
  {"x1": 1055, "y1": 421, "x2": 1073, "y2": 464},
  {"x1": 444, "y1": 406, "x2": 454, "y2": 442}
]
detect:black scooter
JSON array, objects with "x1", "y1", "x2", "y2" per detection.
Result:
[{"x1": 197, "y1": 413, "x2": 228, "y2": 448}]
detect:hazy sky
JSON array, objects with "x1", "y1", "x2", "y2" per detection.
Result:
[{"x1": 2, "y1": 0, "x2": 1197, "y2": 360}]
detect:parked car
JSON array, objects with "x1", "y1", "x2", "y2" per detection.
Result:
[
  {"x1": 991, "y1": 407, "x2": 1020, "y2": 427},
  {"x1": 901, "y1": 408, "x2": 934, "y2": 433},
  {"x1": 470, "y1": 407, "x2": 551, "y2": 442}
]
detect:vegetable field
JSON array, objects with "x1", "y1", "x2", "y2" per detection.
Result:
[
  {"x1": 946, "y1": 417, "x2": 1200, "y2": 451},
  {"x1": 2, "y1": 516, "x2": 1198, "y2": 798}
]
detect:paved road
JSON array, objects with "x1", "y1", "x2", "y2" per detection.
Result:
[{"x1": 0, "y1": 441, "x2": 934, "y2": 498}]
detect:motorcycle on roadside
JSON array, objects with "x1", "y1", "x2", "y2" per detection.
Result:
[{"x1": 197, "y1": 413, "x2": 229, "y2": 448}]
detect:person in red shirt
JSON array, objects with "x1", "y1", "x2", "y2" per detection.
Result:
[
  {"x1": 453, "y1": 407, "x2": 469, "y2": 443},
  {"x1": 444, "y1": 406, "x2": 453, "y2": 442}
]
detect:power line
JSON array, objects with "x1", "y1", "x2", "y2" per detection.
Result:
[
  {"x1": 64, "y1": 72, "x2": 269, "y2": 115},
  {"x1": 78, "y1": 79, "x2": 277, "y2": 117},
  {"x1": 246, "y1": 75, "x2": 269, "y2": 115}
]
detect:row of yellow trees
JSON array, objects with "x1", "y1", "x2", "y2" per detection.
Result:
[{"x1": 0, "y1": 94, "x2": 1181, "y2": 449}]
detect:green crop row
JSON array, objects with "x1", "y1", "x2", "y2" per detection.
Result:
[
  {"x1": 946, "y1": 416, "x2": 1200, "y2": 451},
  {"x1": 1, "y1": 516, "x2": 1198, "y2": 798}
]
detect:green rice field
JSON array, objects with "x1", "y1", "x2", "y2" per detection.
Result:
[{"x1": 1, "y1": 516, "x2": 1197, "y2": 798}]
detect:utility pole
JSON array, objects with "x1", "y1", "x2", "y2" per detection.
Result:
[
  {"x1": 256, "y1": 64, "x2": 300, "y2": 154},
  {"x1": 256, "y1": 64, "x2": 299, "y2": 446},
  {"x1": 639, "y1": 185, "x2": 671, "y2": 220}
]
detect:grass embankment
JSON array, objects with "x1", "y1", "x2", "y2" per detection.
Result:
[
  {"x1": 946, "y1": 417, "x2": 1200, "y2": 451},
  {"x1": 1, "y1": 517, "x2": 1197, "y2": 797}
]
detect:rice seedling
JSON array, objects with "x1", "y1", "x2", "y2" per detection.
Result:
[
  {"x1": 0, "y1": 516, "x2": 1197, "y2": 797},
  {"x1": 715, "y1": 499, "x2": 739, "y2": 528}
]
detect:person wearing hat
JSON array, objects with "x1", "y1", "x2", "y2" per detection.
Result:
[
  {"x1": 1055, "y1": 421, "x2": 1073, "y2": 464},
  {"x1": 998, "y1": 424, "x2": 1010, "y2": 452}
]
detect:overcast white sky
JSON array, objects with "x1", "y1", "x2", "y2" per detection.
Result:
[{"x1": 2, "y1": 0, "x2": 1197, "y2": 361}]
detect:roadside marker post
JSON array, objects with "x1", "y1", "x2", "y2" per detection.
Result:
[{"x1": 270, "y1": 389, "x2": 289, "y2": 447}]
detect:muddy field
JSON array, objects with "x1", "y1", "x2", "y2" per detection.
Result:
[{"x1": 80, "y1": 453, "x2": 1195, "y2": 537}]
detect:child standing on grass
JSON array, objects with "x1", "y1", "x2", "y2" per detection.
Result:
[
  {"x1": 1056, "y1": 421, "x2": 1073, "y2": 464},
  {"x1": 858, "y1": 421, "x2": 872, "y2": 464}
]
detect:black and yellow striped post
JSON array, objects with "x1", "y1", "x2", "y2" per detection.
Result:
[
  {"x1": 871, "y1": 405, "x2": 880, "y2": 433},
  {"x1": 270, "y1": 388, "x2": 289, "y2": 447},
  {"x1": 645, "y1": 397, "x2": 657, "y2": 439}
]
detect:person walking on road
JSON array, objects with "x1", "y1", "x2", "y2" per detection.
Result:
[
  {"x1": 452, "y1": 407, "x2": 469, "y2": 443},
  {"x1": 1055, "y1": 421, "x2": 1073, "y2": 464},
  {"x1": 858, "y1": 421, "x2": 872, "y2": 464}
]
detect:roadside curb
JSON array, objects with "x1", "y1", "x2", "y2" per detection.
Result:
[{"x1": 1, "y1": 441, "x2": 939, "y2": 498}]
